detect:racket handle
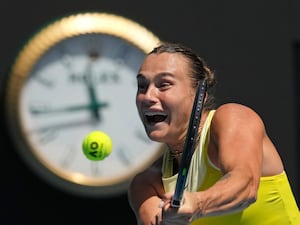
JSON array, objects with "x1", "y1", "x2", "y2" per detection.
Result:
[{"x1": 171, "y1": 199, "x2": 181, "y2": 208}]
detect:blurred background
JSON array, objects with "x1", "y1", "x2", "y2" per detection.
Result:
[{"x1": 0, "y1": 1, "x2": 299, "y2": 224}]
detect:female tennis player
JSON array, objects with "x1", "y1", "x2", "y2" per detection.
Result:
[{"x1": 128, "y1": 42, "x2": 300, "y2": 224}]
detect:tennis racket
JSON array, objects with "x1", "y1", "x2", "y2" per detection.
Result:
[{"x1": 171, "y1": 79, "x2": 207, "y2": 208}]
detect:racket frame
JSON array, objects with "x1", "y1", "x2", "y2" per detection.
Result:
[{"x1": 171, "y1": 79, "x2": 207, "y2": 208}]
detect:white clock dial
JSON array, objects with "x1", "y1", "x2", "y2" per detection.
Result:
[{"x1": 5, "y1": 13, "x2": 162, "y2": 197}]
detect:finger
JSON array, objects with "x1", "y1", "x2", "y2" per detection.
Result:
[{"x1": 158, "y1": 200, "x2": 166, "y2": 208}]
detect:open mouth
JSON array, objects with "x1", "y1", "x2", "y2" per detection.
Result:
[{"x1": 144, "y1": 111, "x2": 167, "y2": 124}]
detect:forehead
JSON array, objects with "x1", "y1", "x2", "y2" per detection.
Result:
[{"x1": 138, "y1": 52, "x2": 190, "y2": 77}]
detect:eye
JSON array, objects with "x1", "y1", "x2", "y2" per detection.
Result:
[
  {"x1": 160, "y1": 82, "x2": 171, "y2": 88},
  {"x1": 157, "y1": 80, "x2": 172, "y2": 91},
  {"x1": 137, "y1": 78, "x2": 149, "y2": 93}
]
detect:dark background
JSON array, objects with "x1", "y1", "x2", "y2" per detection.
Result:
[{"x1": 1, "y1": 1, "x2": 299, "y2": 224}]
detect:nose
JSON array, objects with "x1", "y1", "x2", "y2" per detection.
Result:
[{"x1": 143, "y1": 84, "x2": 158, "y2": 104}]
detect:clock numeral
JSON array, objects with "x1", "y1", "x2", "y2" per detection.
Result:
[
  {"x1": 59, "y1": 146, "x2": 77, "y2": 169},
  {"x1": 114, "y1": 43, "x2": 133, "y2": 60},
  {"x1": 61, "y1": 54, "x2": 73, "y2": 68},
  {"x1": 30, "y1": 103, "x2": 50, "y2": 115},
  {"x1": 97, "y1": 71, "x2": 120, "y2": 84},
  {"x1": 69, "y1": 71, "x2": 121, "y2": 85},
  {"x1": 34, "y1": 73, "x2": 54, "y2": 87},
  {"x1": 37, "y1": 128, "x2": 58, "y2": 144},
  {"x1": 90, "y1": 161, "x2": 102, "y2": 176},
  {"x1": 116, "y1": 147, "x2": 132, "y2": 167}
]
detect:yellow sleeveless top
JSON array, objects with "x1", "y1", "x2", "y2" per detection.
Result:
[{"x1": 162, "y1": 110, "x2": 300, "y2": 224}]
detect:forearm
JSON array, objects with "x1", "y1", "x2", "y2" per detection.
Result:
[
  {"x1": 193, "y1": 171, "x2": 259, "y2": 218},
  {"x1": 137, "y1": 196, "x2": 164, "y2": 225}
]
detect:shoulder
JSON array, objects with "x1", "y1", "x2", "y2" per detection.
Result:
[
  {"x1": 207, "y1": 103, "x2": 267, "y2": 167},
  {"x1": 211, "y1": 103, "x2": 266, "y2": 135},
  {"x1": 130, "y1": 158, "x2": 162, "y2": 185},
  {"x1": 128, "y1": 156, "x2": 164, "y2": 196},
  {"x1": 213, "y1": 103, "x2": 264, "y2": 123},
  {"x1": 128, "y1": 157, "x2": 164, "y2": 211},
  {"x1": 214, "y1": 102, "x2": 259, "y2": 115}
]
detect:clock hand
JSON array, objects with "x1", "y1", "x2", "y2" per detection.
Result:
[
  {"x1": 28, "y1": 118, "x2": 102, "y2": 134},
  {"x1": 84, "y1": 61, "x2": 102, "y2": 121},
  {"x1": 30, "y1": 102, "x2": 109, "y2": 115}
]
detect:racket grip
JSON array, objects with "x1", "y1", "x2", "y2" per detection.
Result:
[
  {"x1": 171, "y1": 199, "x2": 181, "y2": 208},
  {"x1": 171, "y1": 173, "x2": 187, "y2": 207}
]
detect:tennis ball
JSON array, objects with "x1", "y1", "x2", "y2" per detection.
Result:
[{"x1": 82, "y1": 131, "x2": 112, "y2": 161}]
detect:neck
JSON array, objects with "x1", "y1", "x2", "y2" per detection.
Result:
[{"x1": 167, "y1": 110, "x2": 208, "y2": 173}]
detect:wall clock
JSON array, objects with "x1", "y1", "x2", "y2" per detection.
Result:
[{"x1": 5, "y1": 12, "x2": 163, "y2": 197}]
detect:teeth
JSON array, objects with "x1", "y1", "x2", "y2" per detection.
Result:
[{"x1": 144, "y1": 111, "x2": 167, "y2": 116}]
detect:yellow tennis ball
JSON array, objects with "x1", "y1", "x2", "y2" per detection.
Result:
[{"x1": 82, "y1": 131, "x2": 112, "y2": 161}]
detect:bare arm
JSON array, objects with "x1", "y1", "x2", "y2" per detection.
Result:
[
  {"x1": 129, "y1": 103, "x2": 281, "y2": 224},
  {"x1": 128, "y1": 158, "x2": 165, "y2": 225},
  {"x1": 161, "y1": 103, "x2": 266, "y2": 221},
  {"x1": 198, "y1": 103, "x2": 263, "y2": 215}
]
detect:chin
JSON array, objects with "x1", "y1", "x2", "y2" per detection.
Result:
[{"x1": 147, "y1": 131, "x2": 165, "y2": 143}]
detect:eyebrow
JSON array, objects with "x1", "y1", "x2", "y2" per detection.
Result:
[{"x1": 136, "y1": 72, "x2": 175, "y2": 80}]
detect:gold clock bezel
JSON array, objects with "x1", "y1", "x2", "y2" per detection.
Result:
[{"x1": 5, "y1": 12, "x2": 162, "y2": 197}]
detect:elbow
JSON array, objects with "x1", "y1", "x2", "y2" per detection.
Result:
[
  {"x1": 242, "y1": 195, "x2": 257, "y2": 209},
  {"x1": 234, "y1": 174, "x2": 259, "y2": 211},
  {"x1": 243, "y1": 177, "x2": 259, "y2": 208},
  {"x1": 235, "y1": 191, "x2": 257, "y2": 212},
  {"x1": 248, "y1": 189, "x2": 257, "y2": 205},
  {"x1": 247, "y1": 189, "x2": 258, "y2": 207}
]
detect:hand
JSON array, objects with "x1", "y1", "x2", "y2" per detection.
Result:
[{"x1": 154, "y1": 192, "x2": 200, "y2": 225}]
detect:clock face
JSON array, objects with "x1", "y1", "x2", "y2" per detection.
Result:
[{"x1": 5, "y1": 13, "x2": 162, "y2": 197}]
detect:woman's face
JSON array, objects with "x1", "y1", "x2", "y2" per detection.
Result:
[{"x1": 136, "y1": 52, "x2": 195, "y2": 146}]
